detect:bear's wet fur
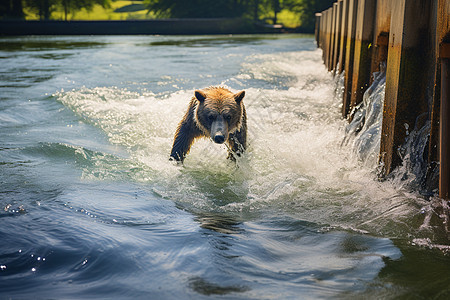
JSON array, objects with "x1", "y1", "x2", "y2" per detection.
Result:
[{"x1": 170, "y1": 86, "x2": 247, "y2": 163}]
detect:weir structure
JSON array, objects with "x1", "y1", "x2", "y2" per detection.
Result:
[{"x1": 316, "y1": 0, "x2": 450, "y2": 200}]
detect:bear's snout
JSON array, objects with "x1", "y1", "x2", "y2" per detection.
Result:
[
  {"x1": 214, "y1": 134, "x2": 225, "y2": 144},
  {"x1": 210, "y1": 115, "x2": 228, "y2": 144}
]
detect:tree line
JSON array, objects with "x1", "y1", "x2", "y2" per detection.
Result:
[
  {"x1": 0, "y1": 0, "x2": 110, "y2": 21},
  {"x1": 0, "y1": 0, "x2": 333, "y2": 31},
  {"x1": 144, "y1": 0, "x2": 333, "y2": 31}
]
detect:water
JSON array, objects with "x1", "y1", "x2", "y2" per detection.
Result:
[{"x1": 1, "y1": 35, "x2": 449, "y2": 299}]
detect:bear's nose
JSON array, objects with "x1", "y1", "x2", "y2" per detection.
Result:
[{"x1": 214, "y1": 134, "x2": 225, "y2": 144}]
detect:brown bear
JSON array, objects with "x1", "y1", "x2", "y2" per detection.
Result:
[{"x1": 170, "y1": 86, "x2": 247, "y2": 163}]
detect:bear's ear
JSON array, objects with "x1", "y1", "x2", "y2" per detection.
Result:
[
  {"x1": 195, "y1": 90, "x2": 207, "y2": 103},
  {"x1": 234, "y1": 91, "x2": 245, "y2": 103}
]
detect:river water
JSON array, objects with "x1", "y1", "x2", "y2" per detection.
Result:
[{"x1": 1, "y1": 35, "x2": 449, "y2": 299}]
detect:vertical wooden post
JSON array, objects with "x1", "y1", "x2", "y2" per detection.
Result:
[
  {"x1": 318, "y1": 0, "x2": 450, "y2": 195},
  {"x1": 325, "y1": 8, "x2": 332, "y2": 68},
  {"x1": 329, "y1": 4, "x2": 337, "y2": 72},
  {"x1": 321, "y1": 10, "x2": 325, "y2": 62},
  {"x1": 322, "y1": 9, "x2": 328, "y2": 52},
  {"x1": 434, "y1": 0, "x2": 450, "y2": 198},
  {"x1": 342, "y1": 0, "x2": 359, "y2": 118},
  {"x1": 332, "y1": 0, "x2": 343, "y2": 72},
  {"x1": 315, "y1": 13, "x2": 322, "y2": 47},
  {"x1": 320, "y1": 10, "x2": 326, "y2": 53},
  {"x1": 441, "y1": 44, "x2": 450, "y2": 199},
  {"x1": 338, "y1": 0, "x2": 350, "y2": 74},
  {"x1": 425, "y1": 0, "x2": 449, "y2": 193},
  {"x1": 370, "y1": 0, "x2": 391, "y2": 77},
  {"x1": 379, "y1": 0, "x2": 434, "y2": 175},
  {"x1": 350, "y1": 0, "x2": 376, "y2": 111}
]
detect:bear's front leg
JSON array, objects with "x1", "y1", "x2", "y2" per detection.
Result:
[{"x1": 170, "y1": 119, "x2": 201, "y2": 163}]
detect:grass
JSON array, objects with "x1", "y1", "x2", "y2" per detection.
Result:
[
  {"x1": 276, "y1": 9, "x2": 302, "y2": 28},
  {"x1": 23, "y1": 1, "x2": 302, "y2": 28},
  {"x1": 25, "y1": 1, "x2": 154, "y2": 21},
  {"x1": 257, "y1": 8, "x2": 303, "y2": 28}
]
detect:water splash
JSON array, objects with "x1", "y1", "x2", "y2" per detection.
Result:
[
  {"x1": 4, "y1": 35, "x2": 450, "y2": 299},
  {"x1": 337, "y1": 64, "x2": 449, "y2": 244},
  {"x1": 52, "y1": 49, "x2": 433, "y2": 239},
  {"x1": 342, "y1": 67, "x2": 386, "y2": 167}
]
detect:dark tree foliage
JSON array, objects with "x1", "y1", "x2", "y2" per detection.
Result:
[
  {"x1": 58, "y1": 0, "x2": 110, "y2": 21},
  {"x1": 298, "y1": 0, "x2": 334, "y2": 31},
  {"x1": 1, "y1": 0, "x2": 110, "y2": 20},
  {"x1": 24, "y1": 0, "x2": 54, "y2": 20},
  {"x1": 0, "y1": 0, "x2": 334, "y2": 32},
  {"x1": 144, "y1": 0, "x2": 334, "y2": 31},
  {"x1": 0, "y1": 0, "x2": 25, "y2": 19},
  {"x1": 144, "y1": 0, "x2": 296, "y2": 21},
  {"x1": 144, "y1": 0, "x2": 248, "y2": 18}
]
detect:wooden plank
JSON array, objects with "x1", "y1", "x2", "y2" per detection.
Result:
[
  {"x1": 325, "y1": 9, "x2": 333, "y2": 68},
  {"x1": 438, "y1": 0, "x2": 450, "y2": 199},
  {"x1": 328, "y1": 4, "x2": 338, "y2": 71},
  {"x1": 315, "y1": 13, "x2": 322, "y2": 47},
  {"x1": 327, "y1": 7, "x2": 333, "y2": 69},
  {"x1": 441, "y1": 56, "x2": 450, "y2": 199},
  {"x1": 342, "y1": 0, "x2": 359, "y2": 118},
  {"x1": 332, "y1": 1, "x2": 343, "y2": 72},
  {"x1": 379, "y1": 0, "x2": 434, "y2": 175},
  {"x1": 338, "y1": 0, "x2": 350, "y2": 73},
  {"x1": 426, "y1": 0, "x2": 449, "y2": 193},
  {"x1": 349, "y1": 0, "x2": 376, "y2": 112},
  {"x1": 370, "y1": 0, "x2": 391, "y2": 77},
  {"x1": 320, "y1": 10, "x2": 325, "y2": 50},
  {"x1": 322, "y1": 9, "x2": 327, "y2": 51},
  {"x1": 320, "y1": 10, "x2": 326, "y2": 61},
  {"x1": 441, "y1": 43, "x2": 450, "y2": 58}
]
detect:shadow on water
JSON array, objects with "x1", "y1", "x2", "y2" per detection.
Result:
[
  {"x1": 145, "y1": 35, "x2": 281, "y2": 47},
  {"x1": 348, "y1": 239, "x2": 450, "y2": 299},
  {"x1": 189, "y1": 276, "x2": 250, "y2": 296},
  {"x1": 187, "y1": 211, "x2": 251, "y2": 296},
  {"x1": 195, "y1": 212, "x2": 245, "y2": 235},
  {"x1": 0, "y1": 71, "x2": 54, "y2": 88},
  {"x1": 0, "y1": 39, "x2": 108, "y2": 52},
  {"x1": 0, "y1": 38, "x2": 108, "y2": 90}
]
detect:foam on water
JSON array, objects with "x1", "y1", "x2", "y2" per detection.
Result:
[
  {"x1": 55, "y1": 49, "x2": 426, "y2": 237},
  {"x1": 4, "y1": 35, "x2": 450, "y2": 299}
]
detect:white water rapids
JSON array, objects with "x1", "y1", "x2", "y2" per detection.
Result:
[
  {"x1": 55, "y1": 47, "x2": 434, "y2": 239},
  {"x1": 2, "y1": 35, "x2": 450, "y2": 299}
]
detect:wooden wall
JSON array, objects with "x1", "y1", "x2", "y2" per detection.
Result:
[{"x1": 316, "y1": 0, "x2": 450, "y2": 199}]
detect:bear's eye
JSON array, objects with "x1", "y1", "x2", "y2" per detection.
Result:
[
  {"x1": 208, "y1": 114, "x2": 216, "y2": 121},
  {"x1": 224, "y1": 115, "x2": 232, "y2": 121}
]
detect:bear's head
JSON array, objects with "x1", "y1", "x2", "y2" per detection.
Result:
[{"x1": 193, "y1": 87, "x2": 245, "y2": 144}]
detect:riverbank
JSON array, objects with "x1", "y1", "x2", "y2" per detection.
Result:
[{"x1": 0, "y1": 19, "x2": 295, "y2": 35}]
